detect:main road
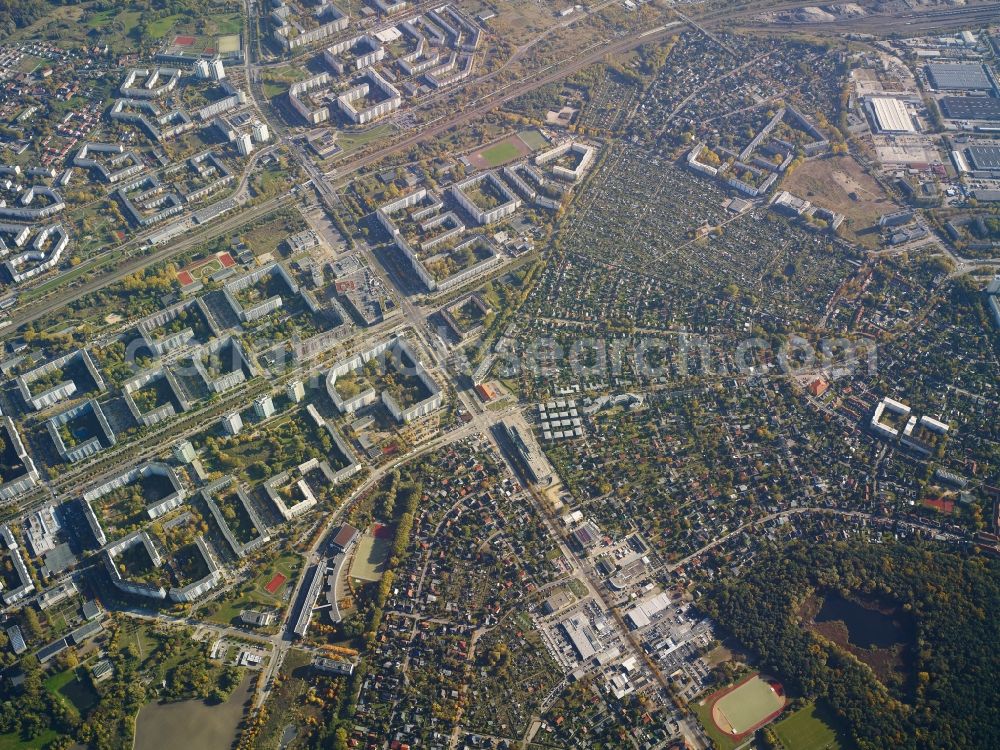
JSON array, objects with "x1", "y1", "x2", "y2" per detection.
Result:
[
  {"x1": 4, "y1": 0, "x2": 990, "y2": 337},
  {"x1": 1, "y1": 150, "x2": 288, "y2": 339},
  {"x1": 0, "y1": 17, "x2": 683, "y2": 342}
]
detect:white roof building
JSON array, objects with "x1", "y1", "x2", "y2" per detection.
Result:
[
  {"x1": 868, "y1": 97, "x2": 915, "y2": 134},
  {"x1": 624, "y1": 591, "x2": 671, "y2": 629}
]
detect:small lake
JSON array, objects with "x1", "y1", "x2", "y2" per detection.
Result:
[
  {"x1": 815, "y1": 592, "x2": 902, "y2": 649},
  {"x1": 134, "y1": 674, "x2": 253, "y2": 750}
]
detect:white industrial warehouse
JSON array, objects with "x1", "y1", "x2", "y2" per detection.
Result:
[{"x1": 867, "y1": 97, "x2": 916, "y2": 134}]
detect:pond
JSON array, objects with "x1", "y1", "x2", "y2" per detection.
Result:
[
  {"x1": 134, "y1": 674, "x2": 253, "y2": 750},
  {"x1": 815, "y1": 592, "x2": 902, "y2": 649}
]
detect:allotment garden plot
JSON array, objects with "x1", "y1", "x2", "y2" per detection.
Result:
[{"x1": 547, "y1": 147, "x2": 855, "y2": 334}]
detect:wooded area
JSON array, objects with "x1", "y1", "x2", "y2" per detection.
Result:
[{"x1": 702, "y1": 540, "x2": 1000, "y2": 749}]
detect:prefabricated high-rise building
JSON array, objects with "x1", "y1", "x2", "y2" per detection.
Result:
[
  {"x1": 210, "y1": 58, "x2": 226, "y2": 81},
  {"x1": 252, "y1": 120, "x2": 270, "y2": 144},
  {"x1": 237, "y1": 132, "x2": 253, "y2": 156}
]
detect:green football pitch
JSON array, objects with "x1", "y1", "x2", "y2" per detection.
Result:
[
  {"x1": 713, "y1": 675, "x2": 785, "y2": 735},
  {"x1": 773, "y1": 701, "x2": 844, "y2": 750},
  {"x1": 480, "y1": 141, "x2": 522, "y2": 167}
]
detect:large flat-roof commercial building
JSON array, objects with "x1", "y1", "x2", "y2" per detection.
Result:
[
  {"x1": 624, "y1": 591, "x2": 671, "y2": 629},
  {"x1": 966, "y1": 145, "x2": 1000, "y2": 171},
  {"x1": 926, "y1": 62, "x2": 993, "y2": 91},
  {"x1": 868, "y1": 97, "x2": 916, "y2": 134},
  {"x1": 560, "y1": 613, "x2": 600, "y2": 661},
  {"x1": 940, "y1": 96, "x2": 1000, "y2": 121}
]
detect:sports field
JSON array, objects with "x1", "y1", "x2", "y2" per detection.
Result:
[
  {"x1": 773, "y1": 701, "x2": 845, "y2": 750},
  {"x1": 480, "y1": 141, "x2": 522, "y2": 167},
  {"x1": 264, "y1": 573, "x2": 286, "y2": 595},
  {"x1": 517, "y1": 128, "x2": 549, "y2": 150},
  {"x1": 177, "y1": 251, "x2": 235, "y2": 287},
  {"x1": 349, "y1": 523, "x2": 392, "y2": 581},
  {"x1": 218, "y1": 34, "x2": 241, "y2": 54},
  {"x1": 161, "y1": 27, "x2": 242, "y2": 60},
  {"x1": 467, "y1": 129, "x2": 547, "y2": 169},
  {"x1": 712, "y1": 674, "x2": 786, "y2": 736},
  {"x1": 697, "y1": 673, "x2": 786, "y2": 746}
]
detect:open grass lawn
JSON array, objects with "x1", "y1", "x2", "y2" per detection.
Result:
[
  {"x1": 266, "y1": 65, "x2": 307, "y2": 82},
  {"x1": 45, "y1": 666, "x2": 99, "y2": 716},
  {"x1": 334, "y1": 123, "x2": 398, "y2": 157},
  {"x1": 44, "y1": 666, "x2": 78, "y2": 694},
  {"x1": 86, "y1": 8, "x2": 114, "y2": 27},
  {"x1": 250, "y1": 163, "x2": 290, "y2": 200},
  {"x1": 705, "y1": 643, "x2": 734, "y2": 667},
  {"x1": 207, "y1": 552, "x2": 301, "y2": 626},
  {"x1": 262, "y1": 82, "x2": 287, "y2": 98},
  {"x1": 262, "y1": 64, "x2": 306, "y2": 96},
  {"x1": 566, "y1": 578, "x2": 588, "y2": 597},
  {"x1": 483, "y1": 0, "x2": 565, "y2": 46},
  {"x1": 781, "y1": 155, "x2": 897, "y2": 248},
  {"x1": 87, "y1": 9, "x2": 142, "y2": 34},
  {"x1": 773, "y1": 701, "x2": 849, "y2": 750},
  {"x1": 207, "y1": 13, "x2": 243, "y2": 36},
  {"x1": 131, "y1": 621, "x2": 161, "y2": 662},
  {"x1": 116, "y1": 619, "x2": 201, "y2": 680},
  {"x1": 242, "y1": 210, "x2": 308, "y2": 257},
  {"x1": 0, "y1": 729, "x2": 61, "y2": 750},
  {"x1": 46, "y1": 611, "x2": 68, "y2": 636},
  {"x1": 146, "y1": 14, "x2": 186, "y2": 39},
  {"x1": 16, "y1": 54, "x2": 43, "y2": 73},
  {"x1": 134, "y1": 674, "x2": 253, "y2": 750}
]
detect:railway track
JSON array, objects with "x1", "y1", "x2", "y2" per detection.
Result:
[
  {"x1": 4, "y1": 0, "x2": 993, "y2": 515},
  {"x1": 733, "y1": 1, "x2": 1000, "y2": 34},
  {"x1": 1, "y1": 191, "x2": 294, "y2": 340}
]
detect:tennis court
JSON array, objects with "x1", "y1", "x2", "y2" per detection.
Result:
[{"x1": 264, "y1": 573, "x2": 286, "y2": 595}]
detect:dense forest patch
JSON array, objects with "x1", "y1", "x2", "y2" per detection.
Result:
[{"x1": 702, "y1": 541, "x2": 1000, "y2": 750}]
